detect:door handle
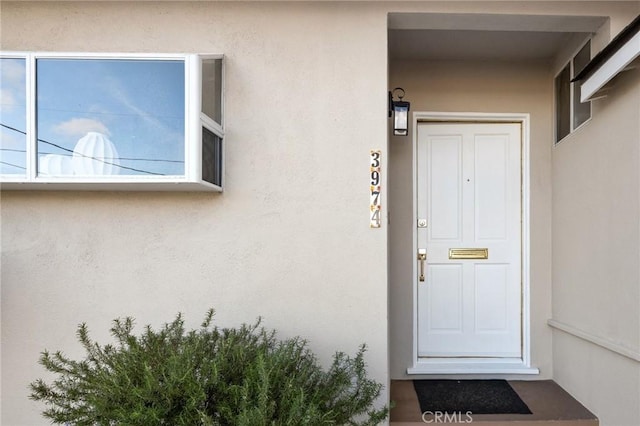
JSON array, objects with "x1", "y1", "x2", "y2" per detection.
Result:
[{"x1": 418, "y1": 249, "x2": 427, "y2": 282}]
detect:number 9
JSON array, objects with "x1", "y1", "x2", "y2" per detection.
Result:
[{"x1": 371, "y1": 170, "x2": 380, "y2": 186}]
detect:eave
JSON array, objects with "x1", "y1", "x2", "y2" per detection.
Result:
[{"x1": 572, "y1": 14, "x2": 640, "y2": 102}]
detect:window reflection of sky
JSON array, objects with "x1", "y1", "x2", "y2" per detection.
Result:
[
  {"x1": 0, "y1": 58, "x2": 27, "y2": 174},
  {"x1": 37, "y1": 59, "x2": 185, "y2": 176}
]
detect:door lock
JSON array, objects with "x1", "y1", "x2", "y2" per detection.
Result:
[{"x1": 418, "y1": 249, "x2": 427, "y2": 282}]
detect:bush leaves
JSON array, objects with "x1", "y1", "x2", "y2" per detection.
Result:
[{"x1": 30, "y1": 309, "x2": 388, "y2": 425}]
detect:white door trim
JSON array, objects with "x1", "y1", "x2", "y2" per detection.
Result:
[{"x1": 408, "y1": 112, "x2": 538, "y2": 375}]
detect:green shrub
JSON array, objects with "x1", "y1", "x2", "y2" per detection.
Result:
[{"x1": 30, "y1": 309, "x2": 389, "y2": 425}]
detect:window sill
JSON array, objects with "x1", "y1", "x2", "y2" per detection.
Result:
[
  {"x1": 0, "y1": 179, "x2": 222, "y2": 192},
  {"x1": 554, "y1": 116, "x2": 592, "y2": 146}
]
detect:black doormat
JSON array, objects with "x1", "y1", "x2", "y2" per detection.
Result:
[{"x1": 413, "y1": 379, "x2": 532, "y2": 415}]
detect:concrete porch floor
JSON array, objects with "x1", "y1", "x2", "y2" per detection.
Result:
[{"x1": 390, "y1": 380, "x2": 598, "y2": 426}]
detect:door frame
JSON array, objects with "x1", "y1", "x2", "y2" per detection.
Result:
[{"x1": 408, "y1": 112, "x2": 538, "y2": 375}]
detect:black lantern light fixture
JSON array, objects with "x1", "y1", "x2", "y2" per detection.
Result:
[{"x1": 389, "y1": 87, "x2": 410, "y2": 136}]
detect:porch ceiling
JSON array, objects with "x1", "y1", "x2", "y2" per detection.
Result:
[
  {"x1": 388, "y1": 13, "x2": 607, "y2": 62},
  {"x1": 389, "y1": 29, "x2": 577, "y2": 61}
]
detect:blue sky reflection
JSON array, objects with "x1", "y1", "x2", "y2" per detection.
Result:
[
  {"x1": 0, "y1": 58, "x2": 27, "y2": 174},
  {"x1": 37, "y1": 58, "x2": 185, "y2": 176}
]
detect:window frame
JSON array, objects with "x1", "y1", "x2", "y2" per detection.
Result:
[
  {"x1": 0, "y1": 52, "x2": 224, "y2": 191},
  {"x1": 554, "y1": 38, "x2": 592, "y2": 144}
]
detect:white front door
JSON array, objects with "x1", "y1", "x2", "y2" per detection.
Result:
[{"x1": 417, "y1": 122, "x2": 522, "y2": 358}]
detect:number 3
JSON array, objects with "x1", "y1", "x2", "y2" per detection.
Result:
[{"x1": 371, "y1": 151, "x2": 380, "y2": 168}]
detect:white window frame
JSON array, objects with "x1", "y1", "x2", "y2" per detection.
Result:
[
  {"x1": 0, "y1": 52, "x2": 224, "y2": 191},
  {"x1": 554, "y1": 39, "x2": 592, "y2": 144}
]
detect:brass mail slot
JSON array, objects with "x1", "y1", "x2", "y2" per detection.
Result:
[{"x1": 449, "y1": 248, "x2": 489, "y2": 260}]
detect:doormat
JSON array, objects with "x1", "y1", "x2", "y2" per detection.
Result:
[{"x1": 413, "y1": 379, "x2": 532, "y2": 415}]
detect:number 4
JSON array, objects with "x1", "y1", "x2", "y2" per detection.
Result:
[{"x1": 370, "y1": 209, "x2": 381, "y2": 227}]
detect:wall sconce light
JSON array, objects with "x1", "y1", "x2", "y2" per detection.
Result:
[{"x1": 389, "y1": 87, "x2": 410, "y2": 136}]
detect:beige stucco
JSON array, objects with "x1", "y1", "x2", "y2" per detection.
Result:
[
  {"x1": 388, "y1": 6, "x2": 640, "y2": 425},
  {"x1": 553, "y1": 66, "x2": 640, "y2": 356},
  {"x1": 2, "y1": 2, "x2": 640, "y2": 426},
  {"x1": 552, "y1": 54, "x2": 640, "y2": 426},
  {"x1": 388, "y1": 58, "x2": 554, "y2": 379},
  {"x1": 0, "y1": 2, "x2": 390, "y2": 424}
]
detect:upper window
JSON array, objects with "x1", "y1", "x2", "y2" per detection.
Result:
[
  {"x1": 0, "y1": 53, "x2": 223, "y2": 191},
  {"x1": 555, "y1": 40, "x2": 591, "y2": 143}
]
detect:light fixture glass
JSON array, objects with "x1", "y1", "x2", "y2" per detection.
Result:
[
  {"x1": 393, "y1": 101, "x2": 410, "y2": 136},
  {"x1": 390, "y1": 88, "x2": 410, "y2": 136}
]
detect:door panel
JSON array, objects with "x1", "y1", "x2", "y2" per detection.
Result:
[
  {"x1": 427, "y1": 265, "x2": 463, "y2": 332},
  {"x1": 428, "y1": 135, "x2": 462, "y2": 241},
  {"x1": 417, "y1": 122, "x2": 522, "y2": 358},
  {"x1": 475, "y1": 134, "x2": 508, "y2": 240},
  {"x1": 474, "y1": 264, "x2": 509, "y2": 331}
]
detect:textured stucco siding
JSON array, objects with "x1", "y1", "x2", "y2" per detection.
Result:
[
  {"x1": 552, "y1": 55, "x2": 640, "y2": 426},
  {"x1": 389, "y1": 59, "x2": 554, "y2": 379},
  {"x1": 3, "y1": 2, "x2": 640, "y2": 426},
  {"x1": 0, "y1": 3, "x2": 389, "y2": 424}
]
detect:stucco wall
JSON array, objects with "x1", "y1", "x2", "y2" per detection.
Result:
[
  {"x1": 552, "y1": 58, "x2": 640, "y2": 425},
  {"x1": 388, "y1": 59, "x2": 554, "y2": 379},
  {"x1": 0, "y1": 2, "x2": 389, "y2": 424},
  {"x1": 384, "y1": 1, "x2": 639, "y2": 385},
  {"x1": 3, "y1": 1, "x2": 640, "y2": 425}
]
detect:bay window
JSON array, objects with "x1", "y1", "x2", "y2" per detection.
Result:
[{"x1": 0, "y1": 53, "x2": 224, "y2": 191}]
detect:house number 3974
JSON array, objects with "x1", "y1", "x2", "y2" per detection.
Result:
[{"x1": 370, "y1": 150, "x2": 382, "y2": 228}]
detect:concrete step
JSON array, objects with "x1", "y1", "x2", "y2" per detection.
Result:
[{"x1": 390, "y1": 380, "x2": 598, "y2": 426}]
